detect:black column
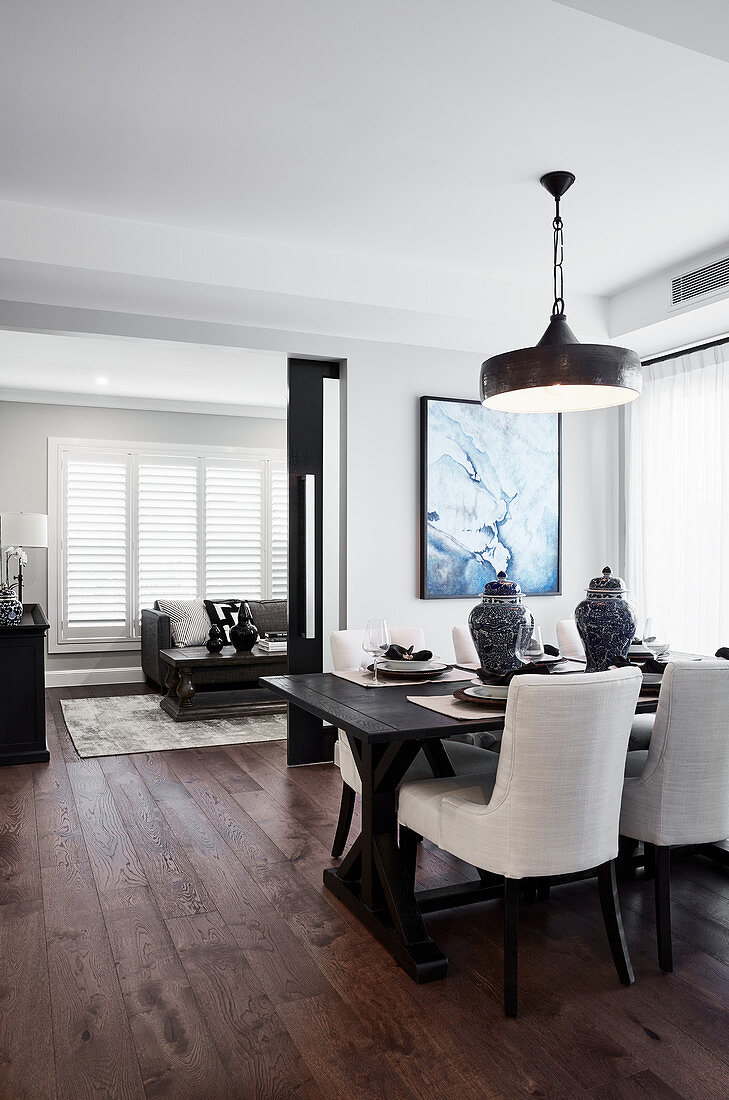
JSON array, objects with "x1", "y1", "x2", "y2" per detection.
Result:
[{"x1": 286, "y1": 357, "x2": 340, "y2": 765}]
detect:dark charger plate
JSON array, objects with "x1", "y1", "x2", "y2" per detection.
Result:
[{"x1": 366, "y1": 662, "x2": 449, "y2": 681}]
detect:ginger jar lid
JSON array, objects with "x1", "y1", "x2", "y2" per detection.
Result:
[
  {"x1": 585, "y1": 565, "x2": 627, "y2": 596},
  {"x1": 482, "y1": 570, "x2": 523, "y2": 603}
]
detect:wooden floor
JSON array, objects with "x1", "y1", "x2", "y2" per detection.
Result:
[{"x1": 2, "y1": 686, "x2": 729, "y2": 1099}]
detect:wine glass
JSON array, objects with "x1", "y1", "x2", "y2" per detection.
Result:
[
  {"x1": 643, "y1": 616, "x2": 670, "y2": 661},
  {"x1": 516, "y1": 622, "x2": 544, "y2": 664},
  {"x1": 363, "y1": 619, "x2": 390, "y2": 684}
]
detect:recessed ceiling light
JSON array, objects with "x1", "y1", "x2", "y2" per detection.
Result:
[{"x1": 96, "y1": 376, "x2": 109, "y2": 385}]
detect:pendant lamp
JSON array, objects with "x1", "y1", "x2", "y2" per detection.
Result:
[{"x1": 480, "y1": 172, "x2": 641, "y2": 413}]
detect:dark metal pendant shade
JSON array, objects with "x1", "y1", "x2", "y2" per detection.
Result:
[{"x1": 481, "y1": 174, "x2": 642, "y2": 413}]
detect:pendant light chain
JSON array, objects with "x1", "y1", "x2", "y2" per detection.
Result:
[{"x1": 551, "y1": 196, "x2": 565, "y2": 317}]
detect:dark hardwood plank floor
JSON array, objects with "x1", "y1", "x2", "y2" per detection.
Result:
[{"x1": 0, "y1": 683, "x2": 728, "y2": 1098}]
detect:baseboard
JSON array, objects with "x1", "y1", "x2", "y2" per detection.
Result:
[{"x1": 45, "y1": 667, "x2": 146, "y2": 688}]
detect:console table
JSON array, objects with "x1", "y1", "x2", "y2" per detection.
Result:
[{"x1": 0, "y1": 603, "x2": 50, "y2": 766}]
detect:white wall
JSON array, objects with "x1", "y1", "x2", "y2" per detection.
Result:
[
  {"x1": 342, "y1": 342, "x2": 620, "y2": 658},
  {"x1": 0, "y1": 399, "x2": 285, "y2": 681}
]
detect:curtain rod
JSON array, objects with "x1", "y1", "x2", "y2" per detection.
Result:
[{"x1": 642, "y1": 333, "x2": 729, "y2": 367}]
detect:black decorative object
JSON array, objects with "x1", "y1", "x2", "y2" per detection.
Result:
[
  {"x1": 0, "y1": 582, "x2": 23, "y2": 628},
  {"x1": 205, "y1": 624, "x2": 225, "y2": 654},
  {"x1": 468, "y1": 570, "x2": 534, "y2": 676},
  {"x1": 480, "y1": 172, "x2": 642, "y2": 413},
  {"x1": 574, "y1": 566, "x2": 637, "y2": 673},
  {"x1": 230, "y1": 601, "x2": 259, "y2": 652}
]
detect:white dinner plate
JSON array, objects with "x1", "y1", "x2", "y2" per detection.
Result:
[
  {"x1": 380, "y1": 659, "x2": 446, "y2": 673},
  {"x1": 464, "y1": 683, "x2": 510, "y2": 700}
]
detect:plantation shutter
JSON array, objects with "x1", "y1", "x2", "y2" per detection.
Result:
[
  {"x1": 63, "y1": 454, "x2": 130, "y2": 640},
  {"x1": 138, "y1": 458, "x2": 200, "y2": 613},
  {"x1": 270, "y1": 462, "x2": 288, "y2": 599},
  {"x1": 205, "y1": 461, "x2": 264, "y2": 599}
]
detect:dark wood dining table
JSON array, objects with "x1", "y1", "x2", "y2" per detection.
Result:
[{"x1": 262, "y1": 669, "x2": 661, "y2": 983}]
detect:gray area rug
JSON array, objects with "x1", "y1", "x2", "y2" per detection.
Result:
[{"x1": 60, "y1": 693, "x2": 287, "y2": 758}]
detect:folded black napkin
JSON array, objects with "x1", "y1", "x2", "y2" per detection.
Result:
[
  {"x1": 382, "y1": 643, "x2": 433, "y2": 662},
  {"x1": 477, "y1": 662, "x2": 553, "y2": 686},
  {"x1": 642, "y1": 657, "x2": 668, "y2": 675},
  {"x1": 544, "y1": 644, "x2": 560, "y2": 657},
  {"x1": 608, "y1": 655, "x2": 632, "y2": 668},
  {"x1": 715, "y1": 647, "x2": 729, "y2": 661}
]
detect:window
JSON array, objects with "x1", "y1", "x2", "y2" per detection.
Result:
[
  {"x1": 49, "y1": 439, "x2": 287, "y2": 651},
  {"x1": 624, "y1": 342, "x2": 729, "y2": 654}
]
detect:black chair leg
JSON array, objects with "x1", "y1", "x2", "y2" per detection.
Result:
[
  {"x1": 399, "y1": 824, "x2": 419, "y2": 888},
  {"x1": 655, "y1": 845, "x2": 673, "y2": 973},
  {"x1": 597, "y1": 859, "x2": 635, "y2": 986},
  {"x1": 331, "y1": 784, "x2": 355, "y2": 857},
  {"x1": 643, "y1": 841, "x2": 656, "y2": 880},
  {"x1": 504, "y1": 878, "x2": 519, "y2": 1017},
  {"x1": 535, "y1": 877, "x2": 551, "y2": 902}
]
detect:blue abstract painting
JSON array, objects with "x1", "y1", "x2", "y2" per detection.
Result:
[{"x1": 421, "y1": 397, "x2": 560, "y2": 598}]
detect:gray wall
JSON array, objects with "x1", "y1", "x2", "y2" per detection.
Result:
[{"x1": 0, "y1": 399, "x2": 285, "y2": 678}]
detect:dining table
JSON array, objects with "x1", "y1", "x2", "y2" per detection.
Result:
[{"x1": 261, "y1": 666, "x2": 664, "y2": 983}]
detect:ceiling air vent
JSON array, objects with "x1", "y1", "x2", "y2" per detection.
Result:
[{"x1": 671, "y1": 255, "x2": 729, "y2": 306}]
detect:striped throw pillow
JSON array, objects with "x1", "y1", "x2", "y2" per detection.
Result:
[{"x1": 156, "y1": 599, "x2": 211, "y2": 648}]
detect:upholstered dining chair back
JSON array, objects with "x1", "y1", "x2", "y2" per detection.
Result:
[
  {"x1": 330, "y1": 627, "x2": 426, "y2": 672},
  {"x1": 621, "y1": 660, "x2": 729, "y2": 846},
  {"x1": 452, "y1": 625, "x2": 478, "y2": 665},
  {"x1": 437, "y1": 667, "x2": 642, "y2": 879},
  {"x1": 556, "y1": 618, "x2": 586, "y2": 660}
]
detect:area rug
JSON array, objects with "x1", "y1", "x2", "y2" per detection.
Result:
[{"x1": 60, "y1": 693, "x2": 287, "y2": 759}]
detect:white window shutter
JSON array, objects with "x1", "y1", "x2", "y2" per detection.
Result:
[
  {"x1": 205, "y1": 462, "x2": 264, "y2": 599},
  {"x1": 270, "y1": 463, "x2": 288, "y2": 599},
  {"x1": 138, "y1": 460, "x2": 199, "y2": 612},
  {"x1": 64, "y1": 457, "x2": 129, "y2": 636}
]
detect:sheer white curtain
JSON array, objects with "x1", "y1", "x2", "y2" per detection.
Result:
[{"x1": 625, "y1": 342, "x2": 729, "y2": 655}]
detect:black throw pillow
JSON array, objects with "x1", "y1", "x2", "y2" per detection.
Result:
[{"x1": 204, "y1": 599, "x2": 241, "y2": 644}]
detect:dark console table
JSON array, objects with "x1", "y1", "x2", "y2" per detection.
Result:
[{"x1": 0, "y1": 603, "x2": 50, "y2": 766}]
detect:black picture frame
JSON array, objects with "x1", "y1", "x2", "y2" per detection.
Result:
[{"x1": 419, "y1": 395, "x2": 562, "y2": 600}]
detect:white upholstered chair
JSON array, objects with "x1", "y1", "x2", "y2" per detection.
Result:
[
  {"x1": 452, "y1": 625, "x2": 478, "y2": 665},
  {"x1": 330, "y1": 627, "x2": 499, "y2": 857},
  {"x1": 556, "y1": 618, "x2": 654, "y2": 752},
  {"x1": 398, "y1": 666, "x2": 643, "y2": 1015},
  {"x1": 620, "y1": 659, "x2": 729, "y2": 972}
]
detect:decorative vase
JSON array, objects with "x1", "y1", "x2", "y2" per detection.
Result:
[
  {"x1": 574, "y1": 565, "x2": 636, "y2": 673},
  {"x1": 205, "y1": 624, "x2": 225, "y2": 654},
  {"x1": 0, "y1": 583, "x2": 23, "y2": 628},
  {"x1": 230, "y1": 602, "x2": 258, "y2": 652},
  {"x1": 468, "y1": 570, "x2": 533, "y2": 675}
]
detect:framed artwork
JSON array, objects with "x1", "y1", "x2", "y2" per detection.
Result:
[{"x1": 420, "y1": 396, "x2": 561, "y2": 599}]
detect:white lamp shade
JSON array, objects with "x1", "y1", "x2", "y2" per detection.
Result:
[{"x1": 0, "y1": 512, "x2": 48, "y2": 548}]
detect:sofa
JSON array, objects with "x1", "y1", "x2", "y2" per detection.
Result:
[{"x1": 141, "y1": 598, "x2": 287, "y2": 691}]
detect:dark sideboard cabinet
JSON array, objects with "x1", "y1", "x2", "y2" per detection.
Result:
[{"x1": 0, "y1": 604, "x2": 50, "y2": 766}]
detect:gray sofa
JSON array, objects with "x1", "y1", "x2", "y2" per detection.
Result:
[{"x1": 141, "y1": 598, "x2": 287, "y2": 690}]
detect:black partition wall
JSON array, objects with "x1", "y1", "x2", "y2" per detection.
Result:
[{"x1": 286, "y1": 357, "x2": 342, "y2": 765}]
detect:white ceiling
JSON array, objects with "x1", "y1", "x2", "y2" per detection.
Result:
[
  {"x1": 2, "y1": 0, "x2": 729, "y2": 300},
  {"x1": 0, "y1": 330, "x2": 287, "y2": 413}
]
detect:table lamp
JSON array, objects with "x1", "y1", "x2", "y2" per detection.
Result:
[{"x1": 0, "y1": 512, "x2": 48, "y2": 605}]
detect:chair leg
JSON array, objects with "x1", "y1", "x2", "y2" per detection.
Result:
[
  {"x1": 643, "y1": 842, "x2": 656, "y2": 880},
  {"x1": 399, "y1": 824, "x2": 419, "y2": 888},
  {"x1": 655, "y1": 845, "x2": 673, "y2": 973},
  {"x1": 331, "y1": 784, "x2": 355, "y2": 858},
  {"x1": 597, "y1": 859, "x2": 635, "y2": 986},
  {"x1": 535, "y1": 877, "x2": 551, "y2": 902},
  {"x1": 504, "y1": 878, "x2": 519, "y2": 1017}
]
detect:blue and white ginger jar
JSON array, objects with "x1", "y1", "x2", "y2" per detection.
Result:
[
  {"x1": 574, "y1": 566, "x2": 636, "y2": 673},
  {"x1": 468, "y1": 570, "x2": 533, "y2": 675},
  {"x1": 0, "y1": 583, "x2": 23, "y2": 627}
]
